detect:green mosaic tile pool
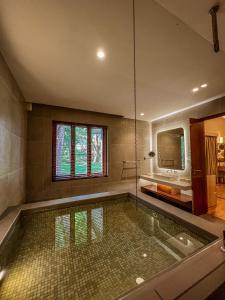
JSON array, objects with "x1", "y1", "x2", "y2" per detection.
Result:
[{"x1": 0, "y1": 198, "x2": 211, "y2": 299}]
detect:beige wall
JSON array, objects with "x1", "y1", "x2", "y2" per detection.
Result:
[
  {"x1": 27, "y1": 104, "x2": 150, "y2": 202},
  {"x1": 152, "y1": 97, "x2": 225, "y2": 178},
  {"x1": 0, "y1": 53, "x2": 27, "y2": 215}
]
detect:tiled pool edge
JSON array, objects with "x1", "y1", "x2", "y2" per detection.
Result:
[{"x1": 0, "y1": 190, "x2": 225, "y2": 300}]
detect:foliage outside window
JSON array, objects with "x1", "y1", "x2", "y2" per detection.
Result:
[{"x1": 53, "y1": 122, "x2": 107, "y2": 181}]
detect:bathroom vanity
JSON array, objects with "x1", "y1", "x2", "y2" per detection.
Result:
[
  {"x1": 141, "y1": 173, "x2": 192, "y2": 211},
  {"x1": 141, "y1": 173, "x2": 191, "y2": 190},
  {"x1": 141, "y1": 127, "x2": 193, "y2": 211}
]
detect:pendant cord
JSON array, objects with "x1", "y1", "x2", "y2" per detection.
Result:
[{"x1": 132, "y1": 0, "x2": 138, "y2": 200}]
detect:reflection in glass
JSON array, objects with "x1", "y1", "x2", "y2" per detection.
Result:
[
  {"x1": 91, "y1": 208, "x2": 103, "y2": 242},
  {"x1": 181, "y1": 135, "x2": 185, "y2": 170},
  {"x1": 75, "y1": 211, "x2": 87, "y2": 245},
  {"x1": 55, "y1": 214, "x2": 70, "y2": 249},
  {"x1": 157, "y1": 128, "x2": 185, "y2": 170}
]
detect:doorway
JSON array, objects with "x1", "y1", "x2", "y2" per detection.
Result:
[
  {"x1": 190, "y1": 113, "x2": 225, "y2": 219},
  {"x1": 204, "y1": 116, "x2": 225, "y2": 220}
]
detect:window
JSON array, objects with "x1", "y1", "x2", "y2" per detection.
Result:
[{"x1": 53, "y1": 122, "x2": 107, "y2": 181}]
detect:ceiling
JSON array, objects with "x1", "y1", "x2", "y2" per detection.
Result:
[
  {"x1": 0, "y1": 0, "x2": 225, "y2": 121},
  {"x1": 156, "y1": 0, "x2": 225, "y2": 52}
]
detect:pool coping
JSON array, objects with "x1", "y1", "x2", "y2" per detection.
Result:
[{"x1": 0, "y1": 190, "x2": 225, "y2": 299}]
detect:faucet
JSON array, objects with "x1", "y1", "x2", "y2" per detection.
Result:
[{"x1": 167, "y1": 169, "x2": 177, "y2": 175}]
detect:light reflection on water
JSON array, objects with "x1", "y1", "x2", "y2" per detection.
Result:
[
  {"x1": 55, "y1": 207, "x2": 104, "y2": 249},
  {"x1": 55, "y1": 214, "x2": 70, "y2": 249},
  {"x1": 54, "y1": 203, "x2": 205, "y2": 259}
]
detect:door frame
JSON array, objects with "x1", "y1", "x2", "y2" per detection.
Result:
[
  {"x1": 190, "y1": 111, "x2": 225, "y2": 215},
  {"x1": 190, "y1": 111, "x2": 225, "y2": 123}
]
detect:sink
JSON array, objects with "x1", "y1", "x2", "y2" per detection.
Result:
[
  {"x1": 152, "y1": 173, "x2": 179, "y2": 181},
  {"x1": 149, "y1": 173, "x2": 191, "y2": 183},
  {"x1": 141, "y1": 173, "x2": 192, "y2": 190}
]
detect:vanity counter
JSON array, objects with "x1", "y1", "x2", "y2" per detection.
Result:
[{"x1": 140, "y1": 174, "x2": 192, "y2": 191}]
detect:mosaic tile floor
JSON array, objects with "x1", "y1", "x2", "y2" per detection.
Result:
[{"x1": 0, "y1": 198, "x2": 211, "y2": 299}]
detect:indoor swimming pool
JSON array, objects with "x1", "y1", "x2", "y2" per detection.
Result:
[{"x1": 0, "y1": 196, "x2": 215, "y2": 299}]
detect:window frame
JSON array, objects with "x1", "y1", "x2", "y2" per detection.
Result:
[{"x1": 52, "y1": 121, "x2": 108, "y2": 181}]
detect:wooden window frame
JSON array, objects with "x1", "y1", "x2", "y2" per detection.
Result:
[{"x1": 52, "y1": 121, "x2": 108, "y2": 181}]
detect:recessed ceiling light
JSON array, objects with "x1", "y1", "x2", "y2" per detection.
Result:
[
  {"x1": 97, "y1": 49, "x2": 105, "y2": 60},
  {"x1": 192, "y1": 87, "x2": 199, "y2": 93},
  {"x1": 201, "y1": 83, "x2": 207, "y2": 88},
  {"x1": 140, "y1": 113, "x2": 144, "y2": 116},
  {"x1": 142, "y1": 253, "x2": 147, "y2": 257}
]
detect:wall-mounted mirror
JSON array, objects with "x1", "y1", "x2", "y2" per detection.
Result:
[{"x1": 157, "y1": 128, "x2": 185, "y2": 170}]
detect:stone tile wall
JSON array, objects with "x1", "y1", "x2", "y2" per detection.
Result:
[
  {"x1": 0, "y1": 54, "x2": 27, "y2": 215},
  {"x1": 27, "y1": 104, "x2": 150, "y2": 202}
]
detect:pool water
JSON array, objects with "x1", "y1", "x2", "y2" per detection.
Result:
[{"x1": 0, "y1": 197, "x2": 212, "y2": 299}]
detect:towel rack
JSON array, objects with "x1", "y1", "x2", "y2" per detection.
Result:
[{"x1": 121, "y1": 160, "x2": 141, "y2": 179}]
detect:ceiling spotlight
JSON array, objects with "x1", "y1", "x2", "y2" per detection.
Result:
[
  {"x1": 192, "y1": 87, "x2": 199, "y2": 93},
  {"x1": 142, "y1": 253, "x2": 147, "y2": 257},
  {"x1": 140, "y1": 113, "x2": 144, "y2": 116},
  {"x1": 97, "y1": 49, "x2": 105, "y2": 60},
  {"x1": 201, "y1": 83, "x2": 207, "y2": 88}
]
